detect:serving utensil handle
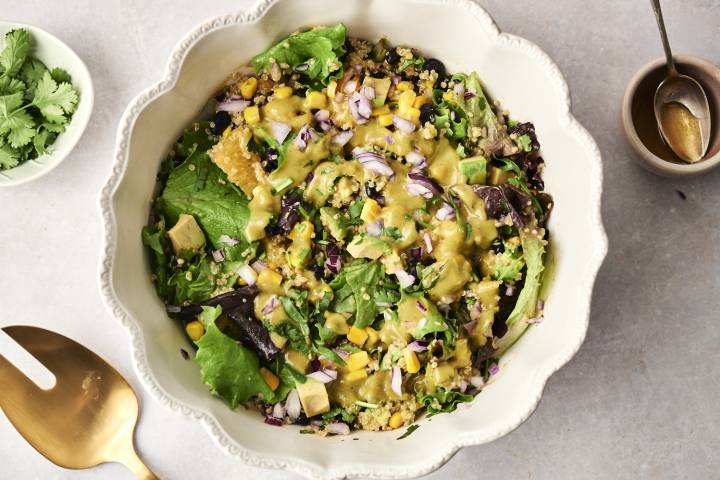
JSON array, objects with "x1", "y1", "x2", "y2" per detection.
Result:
[
  {"x1": 119, "y1": 447, "x2": 159, "y2": 480},
  {"x1": 650, "y1": 0, "x2": 677, "y2": 76}
]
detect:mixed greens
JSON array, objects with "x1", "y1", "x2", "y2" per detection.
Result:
[
  {"x1": 143, "y1": 23, "x2": 553, "y2": 435},
  {"x1": 0, "y1": 29, "x2": 79, "y2": 170}
]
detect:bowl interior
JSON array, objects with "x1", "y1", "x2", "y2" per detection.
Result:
[
  {"x1": 106, "y1": 0, "x2": 605, "y2": 476},
  {"x1": 0, "y1": 21, "x2": 93, "y2": 187}
]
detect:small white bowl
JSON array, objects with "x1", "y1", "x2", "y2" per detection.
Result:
[
  {"x1": 0, "y1": 21, "x2": 93, "y2": 187},
  {"x1": 100, "y1": 0, "x2": 607, "y2": 478}
]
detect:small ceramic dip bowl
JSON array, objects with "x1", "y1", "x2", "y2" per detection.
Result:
[{"x1": 621, "y1": 55, "x2": 720, "y2": 177}]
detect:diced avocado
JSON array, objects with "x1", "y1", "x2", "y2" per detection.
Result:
[
  {"x1": 285, "y1": 349, "x2": 310, "y2": 373},
  {"x1": 467, "y1": 280, "x2": 501, "y2": 347},
  {"x1": 324, "y1": 311, "x2": 350, "y2": 334},
  {"x1": 296, "y1": 380, "x2": 331, "y2": 417},
  {"x1": 488, "y1": 166, "x2": 511, "y2": 185},
  {"x1": 168, "y1": 214, "x2": 205, "y2": 255},
  {"x1": 450, "y1": 338, "x2": 472, "y2": 368},
  {"x1": 304, "y1": 162, "x2": 341, "y2": 207},
  {"x1": 346, "y1": 235, "x2": 389, "y2": 260},
  {"x1": 363, "y1": 76, "x2": 392, "y2": 107},
  {"x1": 320, "y1": 207, "x2": 347, "y2": 242},
  {"x1": 459, "y1": 156, "x2": 487, "y2": 184}
]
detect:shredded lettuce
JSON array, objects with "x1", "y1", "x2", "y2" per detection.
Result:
[
  {"x1": 417, "y1": 387, "x2": 473, "y2": 416},
  {"x1": 251, "y1": 23, "x2": 347, "y2": 88}
]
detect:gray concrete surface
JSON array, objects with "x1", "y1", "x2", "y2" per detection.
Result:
[{"x1": 0, "y1": 1, "x2": 718, "y2": 478}]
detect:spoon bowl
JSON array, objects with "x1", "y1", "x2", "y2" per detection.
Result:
[
  {"x1": 654, "y1": 73, "x2": 711, "y2": 162},
  {"x1": 0, "y1": 326, "x2": 156, "y2": 479}
]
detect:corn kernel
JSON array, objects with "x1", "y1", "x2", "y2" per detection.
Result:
[
  {"x1": 260, "y1": 367, "x2": 280, "y2": 391},
  {"x1": 396, "y1": 81, "x2": 413, "y2": 92},
  {"x1": 405, "y1": 107, "x2": 421, "y2": 124},
  {"x1": 346, "y1": 350, "x2": 369, "y2": 371},
  {"x1": 185, "y1": 320, "x2": 205, "y2": 341},
  {"x1": 360, "y1": 198, "x2": 381, "y2": 222},
  {"x1": 372, "y1": 104, "x2": 390, "y2": 117},
  {"x1": 365, "y1": 327, "x2": 379, "y2": 347},
  {"x1": 270, "y1": 332, "x2": 287, "y2": 349},
  {"x1": 243, "y1": 105, "x2": 260, "y2": 125},
  {"x1": 443, "y1": 90, "x2": 455, "y2": 102},
  {"x1": 274, "y1": 85, "x2": 293, "y2": 99},
  {"x1": 344, "y1": 369, "x2": 368, "y2": 383},
  {"x1": 257, "y1": 268, "x2": 283, "y2": 294},
  {"x1": 378, "y1": 113, "x2": 394, "y2": 127},
  {"x1": 347, "y1": 326, "x2": 369, "y2": 347},
  {"x1": 305, "y1": 91, "x2": 326, "y2": 109},
  {"x1": 403, "y1": 348, "x2": 421, "y2": 373},
  {"x1": 240, "y1": 77, "x2": 258, "y2": 99},
  {"x1": 388, "y1": 412, "x2": 404, "y2": 429},
  {"x1": 327, "y1": 80, "x2": 337, "y2": 98},
  {"x1": 222, "y1": 126, "x2": 233, "y2": 139},
  {"x1": 398, "y1": 90, "x2": 417, "y2": 112},
  {"x1": 413, "y1": 96, "x2": 429, "y2": 109}
]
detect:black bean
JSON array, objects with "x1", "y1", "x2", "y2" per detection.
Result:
[
  {"x1": 419, "y1": 103, "x2": 434, "y2": 124},
  {"x1": 212, "y1": 111, "x2": 232, "y2": 135},
  {"x1": 312, "y1": 264, "x2": 324, "y2": 280},
  {"x1": 295, "y1": 87, "x2": 307, "y2": 97},
  {"x1": 424, "y1": 58, "x2": 446, "y2": 78},
  {"x1": 386, "y1": 48, "x2": 400, "y2": 64},
  {"x1": 261, "y1": 148, "x2": 279, "y2": 173}
]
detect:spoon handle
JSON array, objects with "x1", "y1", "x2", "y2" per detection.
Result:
[
  {"x1": 650, "y1": 0, "x2": 677, "y2": 76},
  {"x1": 120, "y1": 447, "x2": 159, "y2": 480}
]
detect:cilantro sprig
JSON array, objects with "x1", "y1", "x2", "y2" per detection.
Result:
[{"x1": 0, "y1": 29, "x2": 79, "y2": 170}]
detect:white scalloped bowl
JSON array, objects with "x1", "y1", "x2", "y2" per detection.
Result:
[{"x1": 99, "y1": 1, "x2": 607, "y2": 478}]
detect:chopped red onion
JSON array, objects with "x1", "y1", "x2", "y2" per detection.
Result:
[
  {"x1": 416, "y1": 300, "x2": 427, "y2": 312},
  {"x1": 326, "y1": 422, "x2": 350, "y2": 435},
  {"x1": 264, "y1": 416, "x2": 283, "y2": 426},
  {"x1": 269, "y1": 120, "x2": 291, "y2": 144},
  {"x1": 537, "y1": 299, "x2": 545, "y2": 311},
  {"x1": 423, "y1": 232, "x2": 433, "y2": 253},
  {"x1": 459, "y1": 379, "x2": 468, "y2": 393},
  {"x1": 393, "y1": 115, "x2": 416, "y2": 134},
  {"x1": 262, "y1": 295, "x2": 280, "y2": 315},
  {"x1": 392, "y1": 75, "x2": 401, "y2": 84},
  {"x1": 395, "y1": 269, "x2": 415, "y2": 288},
  {"x1": 453, "y1": 82, "x2": 465, "y2": 97},
  {"x1": 391, "y1": 366, "x2": 402, "y2": 395},
  {"x1": 405, "y1": 151, "x2": 426, "y2": 168},
  {"x1": 385, "y1": 135, "x2": 394, "y2": 145},
  {"x1": 348, "y1": 92, "x2": 372, "y2": 124},
  {"x1": 286, "y1": 389, "x2": 301, "y2": 420},
  {"x1": 294, "y1": 124, "x2": 311, "y2": 151},
  {"x1": 332, "y1": 348, "x2": 350, "y2": 361},
  {"x1": 315, "y1": 109, "x2": 330, "y2": 121},
  {"x1": 469, "y1": 301, "x2": 483, "y2": 321},
  {"x1": 470, "y1": 375, "x2": 485, "y2": 389},
  {"x1": 325, "y1": 243, "x2": 341, "y2": 274},
  {"x1": 251, "y1": 260, "x2": 268, "y2": 272},
  {"x1": 353, "y1": 147, "x2": 394, "y2": 177},
  {"x1": 464, "y1": 319, "x2": 477, "y2": 333},
  {"x1": 343, "y1": 79, "x2": 358, "y2": 94},
  {"x1": 418, "y1": 317, "x2": 427, "y2": 329},
  {"x1": 489, "y1": 363, "x2": 500, "y2": 375},
  {"x1": 238, "y1": 264, "x2": 257, "y2": 286},
  {"x1": 436, "y1": 203, "x2": 456, "y2": 220},
  {"x1": 216, "y1": 97, "x2": 250, "y2": 113},
  {"x1": 464, "y1": 91, "x2": 476, "y2": 100},
  {"x1": 450, "y1": 110, "x2": 456, "y2": 121},
  {"x1": 272, "y1": 402, "x2": 286, "y2": 419},
  {"x1": 505, "y1": 285, "x2": 515, "y2": 296},
  {"x1": 366, "y1": 219, "x2": 384, "y2": 237},
  {"x1": 407, "y1": 340, "x2": 428, "y2": 352},
  {"x1": 334, "y1": 92, "x2": 343, "y2": 103},
  {"x1": 307, "y1": 369, "x2": 337, "y2": 383},
  {"x1": 295, "y1": 62, "x2": 309, "y2": 72},
  {"x1": 527, "y1": 316, "x2": 544, "y2": 325},
  {"x1": 332, "y1": 130, "x2": 354, "y2": 146},
  {"x1": 219, "y1": 234, "x2": 240, "y2": 246},
  {"x1": 407, "y1": 172, "x2": 442, "y2": 198},
  {"x1": 361, "y1": 85, "x2": 376, "y2": 100},
  {"x1": 212, "y1": 249, "x2": 225, "y2": 262}
]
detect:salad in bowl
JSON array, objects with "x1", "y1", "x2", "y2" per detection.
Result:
[{"x1": 142, "y1": 23, "x2": 552, "y2": 435}]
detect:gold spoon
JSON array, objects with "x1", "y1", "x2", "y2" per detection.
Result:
[
  {"x1": 0, "y1": 325, "x2": 157, "y2": 479},
  {"x1": 650, "y1": 0, "x2": 711, "y2": 163}
]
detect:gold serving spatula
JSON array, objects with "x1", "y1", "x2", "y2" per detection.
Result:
[{"x1": 0, "y1": 325, "x2": 157, "y2": 479}]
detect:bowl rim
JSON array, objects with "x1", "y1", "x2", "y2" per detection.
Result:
[
  {"x1": 0, "y1": 20, "x2": 94, "y2": 187},
  {"x1": 621, "y1": 54, "x2": 720, "y2": 177},
  {"x1": 98, "y1": 0, "x2": 608, "y2": 478}
]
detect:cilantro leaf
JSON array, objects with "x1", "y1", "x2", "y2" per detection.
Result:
[
  {"x1": 0, "y1": 92, "x2": 35, "y2": 148},
  {"x1": 32, "y1": 71, "x2": 78, "y2": 123},
  {"x1": 0, "y1": 30, "x2": 32, "y2": 78},
  {"x1": 516, "y1": 134, "x2": 533, "y2": 152},
  {"x1": 0, "y1": 77, "x2": 25, "y2": 95},
  {"x1": 194, "y1": 322, "x2": 276, "y2": 408},
  {"x1": 396, "y1": 424, "x2": 420, "y2": 440},
  {"x1": 417, "y1": 387, "x2": 473, "y2": 416},
  {"x1": 49, "y1": 67, "x2": 72, "y2": 84},
  {"x1": 0, "y1": 140, "x2": 20, "y2": 169}
]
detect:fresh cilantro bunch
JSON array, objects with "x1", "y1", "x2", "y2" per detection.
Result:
[{"x1": 0, "y1": 29, "x2": 79, "y2": 170}]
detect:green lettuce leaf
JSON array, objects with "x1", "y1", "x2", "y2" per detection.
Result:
[
  {"x1": 156, "y1": 122, "x2": 256, "y2": 262},
  {"x1": 417, "y1": 387, "x2": 473, "y2": 416},
  {"x1": 195, "y1": 322, "x2": 275, "y2": 408},
  {"x1": 329, "y1": 259, "x2": 384, "y2": 329},
  {"x1": 251, "y1": 23, "x2": 347, "y2": 88}
]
